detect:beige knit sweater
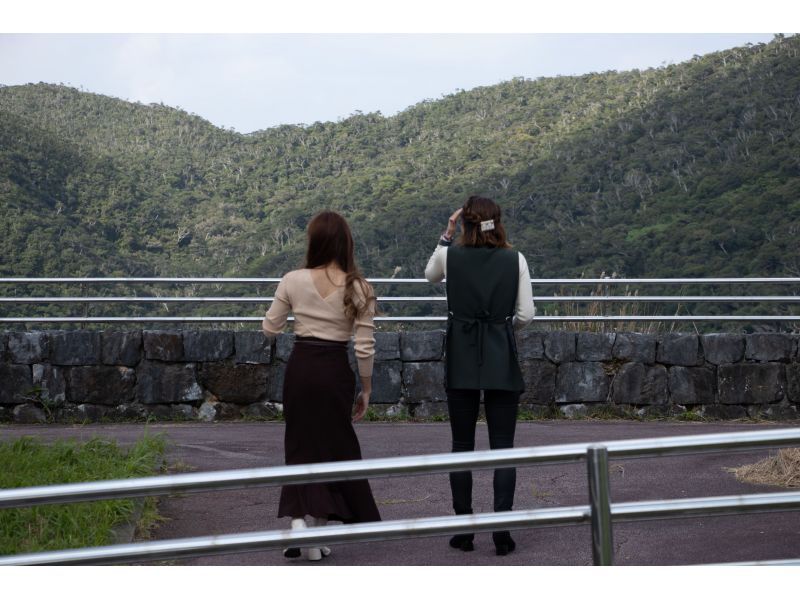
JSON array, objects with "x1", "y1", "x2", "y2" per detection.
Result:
[{"x1": 261, "y1": 269, "x2": 376, "y2": 377}]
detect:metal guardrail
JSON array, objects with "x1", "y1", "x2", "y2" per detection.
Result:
[
  {"x1": 3, "y1": 428, "x2": 798, "y2": 509},
  {"x1": 5, "y1": 295, "x2": 800, "y2": 303},
  {"x1": 2, "y1": 277, "x2": 800, "y2": 284},
  {"x1": 4, "y1": 316, "x2": 800, "y2": 324},
  {"x1": 1, "y1": 428, "x2": 799, "y2": 566},
  {"x1": 1, "y1": 276, "x2": 799, "y2": 324}
]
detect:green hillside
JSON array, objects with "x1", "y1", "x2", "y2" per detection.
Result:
[{"x1": 1, "y1": 34, "x2": 799, "y2": 289}]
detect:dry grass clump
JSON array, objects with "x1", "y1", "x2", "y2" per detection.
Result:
[
  {"x1": 540, "y1": 271, "x2": 671, "y2": 334},
  {"x1": 726, "y1": 448, "x2": 800, "y2": 488}
]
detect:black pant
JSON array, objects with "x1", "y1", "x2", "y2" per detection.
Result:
[{"x1": 446, "y1": 388, "x2": 520, "y2": 515}]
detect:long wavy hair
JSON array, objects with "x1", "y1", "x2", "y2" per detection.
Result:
[
  {"x1": 304, "y1": 211, "x2": 375, "y2": 321},
  {"x1": 458, "y1": 195, "x2": 512, "y2": 248}
]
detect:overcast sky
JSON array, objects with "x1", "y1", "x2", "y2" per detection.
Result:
[
  {"x1": 0, "y1": 6, "x2": 793, "y2": 590},
  {"x1": 0, "y1": 33, "x2": 780, "y2": 133}
]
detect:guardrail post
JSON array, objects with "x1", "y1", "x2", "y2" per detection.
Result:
[{"x1": 587, "y1": 445, "x2": 614, "y2": 565}]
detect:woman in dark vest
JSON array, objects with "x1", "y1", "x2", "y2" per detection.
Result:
[{"x1": 425, "y1": 195, "x2": 535, "y2": 556}]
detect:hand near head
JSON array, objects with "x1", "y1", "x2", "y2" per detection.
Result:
[
  {"x1": 352, "y1": 390, "x2": 370, "y2": 422},
  {"x1": 446, "y1": 208, "x2": 463, "y2": 239}
]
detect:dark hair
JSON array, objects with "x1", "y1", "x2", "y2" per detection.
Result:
[
  {"x1": 458, "y1": 195, "x2": 511, "y2": 248},
  {"x1": 304, "y1": 211, "x2": 375, "y2": 321}
]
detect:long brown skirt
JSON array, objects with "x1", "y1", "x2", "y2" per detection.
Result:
[{"x1": 277, "y1": 336, "x2": 381, "y2": 523}]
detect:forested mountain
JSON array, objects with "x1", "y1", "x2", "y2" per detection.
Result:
[{"x1": 2, "y1": 34, "x2": 799, "y2": 284}]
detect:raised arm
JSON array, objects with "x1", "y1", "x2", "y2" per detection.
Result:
[
  {"x1": 424, "y1": 245, "x2": 447, "y2": 283},
  {"x1": 425, "y1": 207, "x2": 462, "y2": 283}
]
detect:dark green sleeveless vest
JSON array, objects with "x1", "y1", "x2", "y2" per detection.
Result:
[{"x1": 445, "y1": 246, "x2": 524, "y2": 391}]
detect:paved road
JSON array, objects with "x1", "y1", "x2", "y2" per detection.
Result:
[{"x1": 2, "y1": 420, "x2": 799, "y2": 566}]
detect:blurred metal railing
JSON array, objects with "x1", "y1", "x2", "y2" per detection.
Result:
[
  {"x1": 1, "y1": 428, "x2": 799, "y2": 565},
  {"x1": 1, "y1": 276, "x2": 799, "y2": 323}
]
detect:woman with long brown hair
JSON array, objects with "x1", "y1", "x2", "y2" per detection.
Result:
[
  {"x1": 262, "y1": 210, "x2": 381, "y2": 561},
  {"x1": 425, "y1": 195, "x2": 535, "y2": 556}
]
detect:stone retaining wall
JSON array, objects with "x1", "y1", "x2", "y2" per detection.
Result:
[{"x1": 1, "y1": 329, "x2": 799, "y2": 423}]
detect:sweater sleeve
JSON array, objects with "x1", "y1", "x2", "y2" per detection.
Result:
[
  {"x1": 424, "y1": 245, "x2": 447, "y2": 283},
  {"x1": 513, "y1": 252, "x2": 535, "y2": 330},
  {"x1": 353, "y1": 285, "x2": 376, "y2": 378},
  {"x1": 262, "y1": 275, "x2": 291, "y2": 339}
]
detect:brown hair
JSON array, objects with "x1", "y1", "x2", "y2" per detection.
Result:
[
  {"x1": 304, "y1": 211, "x2": 375, "y2": 321},
  {"x1": 458, "y1": 195, "x2": 511, "y2": 248}
]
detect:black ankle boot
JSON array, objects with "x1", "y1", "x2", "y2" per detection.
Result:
[
  {"x1": 493, "y1": 531, "x2": 516, "y2": 556},
  {"x1": 449, "y1": 533, "x2": 475, "y2": 552}
]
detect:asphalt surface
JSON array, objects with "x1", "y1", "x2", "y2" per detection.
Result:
[{"x1": 2, "y1": 420, "x2": 799, "y2": 566}]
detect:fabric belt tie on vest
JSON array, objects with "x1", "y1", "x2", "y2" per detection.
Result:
[{"x1": 448, "y1": 310, "x2": 512, "y2": 367}]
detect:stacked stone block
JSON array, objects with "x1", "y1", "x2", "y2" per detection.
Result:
[{"x1": 0, "y1": 329, "x2": 798, "y2": 423}]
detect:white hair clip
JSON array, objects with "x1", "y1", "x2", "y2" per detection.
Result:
[{"x1": 480, "y1": 219, "x2": 495, "y2": 232}]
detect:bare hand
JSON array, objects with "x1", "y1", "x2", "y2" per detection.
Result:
[
  {"x1": 352, "y1": 391, "x2": 370, "y2": 422},
  {"x1": 446, "y1": 208, "x2": 463, "y2": 238}
]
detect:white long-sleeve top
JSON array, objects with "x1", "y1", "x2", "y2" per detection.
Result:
[{"x1": 424, "y1": 245, "x2": 535, "y2": 330}]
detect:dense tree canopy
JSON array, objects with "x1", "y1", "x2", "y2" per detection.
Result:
[{"x1": 1, "y1": 35, "x2": 799, "y2": 287}]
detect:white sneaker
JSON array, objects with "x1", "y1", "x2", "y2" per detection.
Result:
[
  {"x1": 283, "y1": 517, "x2": 307, "y2": 559},
  {"x1": 309, "y1": 516, "x2": 331, "y2": 559},
  {"x1": 306, "y1": 546, "x2": 322, "y2": 561}
]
